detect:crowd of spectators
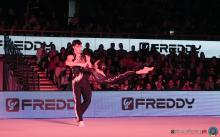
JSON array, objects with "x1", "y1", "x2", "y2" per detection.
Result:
[
  {"x1": 0, "y1": 0, "x2": 66, "y2": 33},
  {"x1": 1, "y1": 0, "x2": 220, "y2": 38},
  {"x1": 36, "y1": 41, "x2": 220, "y2": 91},
  {"x1": 2, "y1": 0, "x2": 220, "y2": 91}
]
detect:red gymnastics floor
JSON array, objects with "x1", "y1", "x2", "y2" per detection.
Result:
[{"x1": 0, "y1": 117, "x2": 219, "y2": 137}]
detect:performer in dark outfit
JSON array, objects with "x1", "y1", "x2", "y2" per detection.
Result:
[{"x1": 65, "y1": 40, "x2": 154, "y2": 127}]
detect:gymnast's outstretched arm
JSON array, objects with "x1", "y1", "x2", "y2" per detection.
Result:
[{"x1": 90, "y1": 60, "x2": 154, "y2": 84}]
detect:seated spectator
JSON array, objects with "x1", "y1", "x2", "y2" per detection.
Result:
[
  {"x1": 134, "y1": 83, "x2": 143, "y2": 91},
  {"x1": 119, "y1": 83, "x2": 126, "y2": 91},
  {"x1": 119, "y1": 80, "x2": 131, "y2": 91},
  {"x1": 192, "y1": 82, "x2": 202, "y2": 91},
  {"x1": 166, "y1": 79, "x2": 176, "y2": 91},
  {"x1": 124, "y1": 80, "x2": 132, "y2": 90},
  {"x1": 182, "y1": 80, "x2": 192, "y2": 91},
  {"x1": 38, "y1": 49, "x2": 48, "y2": 71},
  {"x1": 107, "y1": 43, "x2": 116, "y2": 59},
  {"x1": 36, "y1": 42, "x2": 46, "y2": 64},
  {"x1": 155, "y1": 81, "x2": 165, "y2": 91},
  {"x1": 59, "y1": 47, "x2": 67, "y2": 62},
  {"x1": 145, "y1": 83, "x2": 152, "y2": 91},
  {"x1": 83, "y1": 42, "x2": 93, "y2": 57},
  {"x1": 215, "y1": 75, "x2": 220, "y2": 90},
  {"x1": 117, "y1": 43, "x2": 127, "y2": 59},
  {"x1": 129, "y1": 45, "x2": 138, "y2": 60},
  {"x1": 49, "y1": 42, "x2": 58, "y2": 57},
  {"x1": 55, "y1": 62, "x2": 65, "y2": 88},
  {"x1": 48, "y1": 55, "x2": 59, "y2": 82},
  {"x1": 93, "y1": 44, "x2": 107, "y2": 60},
  {"x1": 60, "y1": 68, "x2": 71, "y2": 90}
]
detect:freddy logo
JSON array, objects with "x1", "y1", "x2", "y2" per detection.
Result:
[
  {"x1": 122, "y1": 97, "x2": 134, "y2": 110},
  {"x1": 6, "y1": 98, "x2": 20, "y2": 112}
]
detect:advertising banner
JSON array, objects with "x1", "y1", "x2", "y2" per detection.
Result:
[
  {"x1": 0, "y1": 35, "x2": 220, "y2": 58},
  {"x1": 0, "y1": 91, "x2": 220, "y2": 118}
]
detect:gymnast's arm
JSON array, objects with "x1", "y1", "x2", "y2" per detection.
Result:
[
  {"x1": 104, "y1": 67, "x2": 154, "y2": 84},
  {"x1": 103, "y1": 71, "x2": 136, "y2": 84},
  {"x1": 91, "y1": 65, "x2": 154, "y2": 84}
]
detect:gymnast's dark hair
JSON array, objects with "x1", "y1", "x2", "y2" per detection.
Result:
[{"x1": 72, "y1": 40, "x2": 82, "y2": 46}]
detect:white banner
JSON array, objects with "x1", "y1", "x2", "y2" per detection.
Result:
[
  {"x1": 0, "y1": 91, "x2": 220, "y2": 118},
  {"x1": 0, "y1": 35, "x2": 220, "y2": 58}
]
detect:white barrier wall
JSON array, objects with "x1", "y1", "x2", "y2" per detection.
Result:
[
  {"x1": 0, "y1": 35, "x2": 220, "y2": 58},
  {"x1": 0, "y1": 91, "x2": 220, "y2": 118}
]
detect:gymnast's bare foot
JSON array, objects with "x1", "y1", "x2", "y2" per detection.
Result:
[{"x1": 136, "y1": 67, "x2": 154, "y2": 74}]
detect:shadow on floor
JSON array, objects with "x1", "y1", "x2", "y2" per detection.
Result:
[{"x1": 39, "y1": 119, "x2": 78, "y2": 126}]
